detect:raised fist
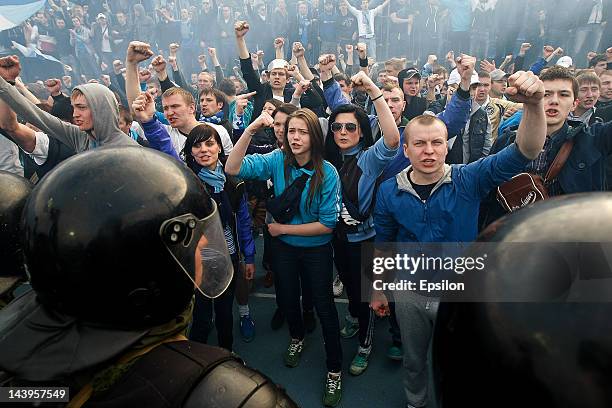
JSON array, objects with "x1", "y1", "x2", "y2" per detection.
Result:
[
  {"x1": 208, "y1": 47, "x2": 217, "y2": 58},
  {"x1": 345, "y1": 44, "x2": 353, "y2": 53},
  {"x1": 356, "y1": 43, "x2": 367, "y2": 59},
  {"x1": 138, "y1": 68, "x2": 152, "y2": 83},
  {"x1": 286, "y1": 64, "x2": 298, "y2": 78},
  {"x1": 587, "y1": 51, "x2": 598, "y2": 61},
  {"x1": 0, "y1": 55, "x2": 21, "y2": 82},
  {"x1": 350, "y1": 70, "x2": 376, "y2": 94},
  {"x1": 506, "y1": 70, "x2": 544, "y2": 106},
  {"x1": 132, "y1": 92, "x2": 156, "y2": 123},
  {"x1": 456, "y1": 54, "x2": 476, "y2": 82},
  {"x1": 169, "y1": 43, "x2": 180, "y2": 55},
  {"x1": 246, "y1": 111, "x2": 274, "y2": 133},
  {"x1": 126, "y1": 41, "x2": 154, "y2": 65},
  {"x1": 293, "y1": 79, "x2": 311, "y2": 96},
  {"x1": 446, "y1": 50, "x2": 454, "y2": 62},
  {"x1": 318, "y1": 54, "x2": 336, "y2": 73},
  {"x1": 292, "y1": 42, "x2": 305, "y2": 58},
  {"x1": 112, "y1": 59, "x2": 123, "y2": 74},
  {"x1": 151, "y1": 55, "x2": 167, "y2": 73},
  {"x1": 274, "y1": 37, "x2": 285, "y2": 49},
  {"x1": 234, "y1": 21, "x2": 249, "y2": 38},
  {"x1": 542, "y1": 45, "x2": 555, "y2": 59},
  {"x1": 519, "y1": 42, "x2": 532, "y2": 55},
  {"x1": 45, "y1": 78, "x2": 62, "y2": 95}
]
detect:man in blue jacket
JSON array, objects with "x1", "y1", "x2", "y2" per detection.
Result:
[
  {"x1": 480, "y1": 65, "x2": 612, "y2": 228},
  {"x1": 370, "y1": 68, "x2": 547, "y2": 408}
]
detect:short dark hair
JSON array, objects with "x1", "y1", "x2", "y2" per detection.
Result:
[
  {"x1": 199, "y1": 88, "x2": 227, "y2": 107},
  {"x1": 539, "y1": 66, "x2": 579, "y2": 99},
  {"x1": 588, "y1": 54, "x2": 607, "y2": 68},
  {"x1": 272, "y1": 103, "x2": 298, "y2": 118},
  {"x1": 182, "y1": 124, "x2": 225, "y2": 170},
  {"x1": 218, "y1": 79, "x2": 236, "y2": 97},
  {"x1": 477, "y1": 71, "x2": 491, "y2": 79},
  {"x1": 333, "y1": 73, "x2": 349, "y2": 84}
]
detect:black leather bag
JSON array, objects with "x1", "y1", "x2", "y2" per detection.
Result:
[{"x1": 266, "y1": 173, "x2": 309, "y2": 224}]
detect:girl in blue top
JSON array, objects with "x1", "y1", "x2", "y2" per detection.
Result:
[
  {"x1": 226, "y1": 108, "x2": 344, "y2": 407},
  {"x1": 323, "y1": 71, "x2": 400, "y2": 377}
]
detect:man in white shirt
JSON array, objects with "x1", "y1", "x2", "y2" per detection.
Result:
[{"x1": 343, "y1": 0, "x2": 390, "y2": 61}]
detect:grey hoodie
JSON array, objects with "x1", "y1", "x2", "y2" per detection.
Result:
[{"x1": 0, "y1": 77, "x2": 137, "y2": 152}]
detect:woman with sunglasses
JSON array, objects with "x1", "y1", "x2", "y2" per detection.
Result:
[
  {"x1": 131, "y1": 92, "x2": 256, "y2": 351},
  {"x1": 323, "y1": 67, "x2": 401, "y2": 377},
  {"x1": 226, "y1": 108, "x2": 344, "y2": 407}
]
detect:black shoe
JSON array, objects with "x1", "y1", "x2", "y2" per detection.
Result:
[
  {"x1": 303, "y1": 309, "x2": 316, "y2": 333},
  {"x1": 270, "y1": 307, "x2": 285, "y2": 330}
]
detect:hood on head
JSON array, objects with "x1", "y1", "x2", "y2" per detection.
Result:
[{"x1": 73, "y1": 83, "x2": 137, "y2": 147}]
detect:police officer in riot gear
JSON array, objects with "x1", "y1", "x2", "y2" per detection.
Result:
[
  {"x1": 0, "y1": 170, "x2": 32, "y2": 308},
  {"x1": 0, "y1": 147, "x2": 297, "y2": 407},
  {"x1": 433, "y1": 193, "x2": 612, "y2": 408}
]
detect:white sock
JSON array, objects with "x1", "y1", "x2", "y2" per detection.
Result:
[
  {"x1": 358, "y1": 345, "x2": 372, "y2": 356},
  {"x1": 239, "y1": 304, "x2": 250, "y2": 317}
]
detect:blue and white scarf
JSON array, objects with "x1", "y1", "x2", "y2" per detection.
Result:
[
  {"x1": 199, "y1": 110, "x2": 224, "y2": 125},
  {"x1": 197, "y1": 161, "x2": 226, "y2": 193}
]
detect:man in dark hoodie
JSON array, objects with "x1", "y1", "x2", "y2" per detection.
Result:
[
  {"x1": 0, "y1": 55, "x2": 138, "y2": 156},
  {"x1": 398, "y1": 67, "x2": 428, "y2": 120}
]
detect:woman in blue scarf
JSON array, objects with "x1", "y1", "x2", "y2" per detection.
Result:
[
  {"x1": 132, "y1": 92, "x2": 256, "y2": 350},
  {"x1": 182, "y1": 124, "x2": 257, "y2": 349}
]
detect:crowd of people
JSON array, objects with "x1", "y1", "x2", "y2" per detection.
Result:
[{"x1": 1, "y1": 0, "x2": 612, "y2": 407}]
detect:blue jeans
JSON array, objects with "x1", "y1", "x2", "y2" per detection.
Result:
[{"x1": 272, "y1": 238, "x2": 342, "y2": 372}]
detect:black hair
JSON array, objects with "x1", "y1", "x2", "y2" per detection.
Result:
[
  {"x1": 182, "y1": 124, "x2": 225, "y2": 171},
  {"x1": 218, "y1": 78, "x2": 236, "y2": 97},
  {"x1": 325, "y1": 104, "x2": 373, "y2": 170}
]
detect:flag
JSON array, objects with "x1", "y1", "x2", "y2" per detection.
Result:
[
  {"x1": 0, "y1": 1, "x2": 47, "y2": 32},
  {"x1": 11, "y1": 41, "x2": 61, "y2": 64}
]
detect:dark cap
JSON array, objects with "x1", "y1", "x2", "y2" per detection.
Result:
[{"x1": 398, "y1": 68, "x2": 421, "y2": 86}]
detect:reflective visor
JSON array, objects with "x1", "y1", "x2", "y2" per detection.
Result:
[{"x1": 160, "y1": 200, "x2": 233, "y2": 298}]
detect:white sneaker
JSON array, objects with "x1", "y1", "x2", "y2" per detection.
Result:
[{"x1": 333, "y1": 274, "x2": 343, "y2": 297}]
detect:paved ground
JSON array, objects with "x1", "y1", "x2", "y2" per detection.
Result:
[{"x1": 220, "y1": 236, "x2": 408, "y2": 407}]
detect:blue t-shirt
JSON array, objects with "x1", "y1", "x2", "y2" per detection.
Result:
[{"x1": 238, "y1": 149, "x2": 341, "y2": 247}]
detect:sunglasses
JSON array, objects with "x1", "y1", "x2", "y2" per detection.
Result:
[{"x1": 331, "y1": 122, "x2": 358, "y2": 132}]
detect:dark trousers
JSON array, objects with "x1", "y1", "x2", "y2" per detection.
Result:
[
  {"x1": 189, "y1": 255, "x2": 239, "y2": 351},
  {"x1": 272, "y1": 238, "x2": 342, "y2": 372},
  {"x1": 266, "y1": 231, "x2": 313, "y2": 311},
  {"x1": 333, "y1": 237, "x2": 375, "y2": 348}
]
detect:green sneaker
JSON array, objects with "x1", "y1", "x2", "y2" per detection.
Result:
[
  {"x1": 387, "y1": 344, "x2": 404, "y2": 361},
  {"x1": 340, "y1": 316, "x2": 359, "y2": 339},
  {"x1": 349, "y1": 349, "x2": 370, "y2": 376},
  {"x1": 323, "y1": 372, "x2": 342, "y2": 407},
  {"x1": 283, "y1": 338, "x2": 303, "y2": 368}
]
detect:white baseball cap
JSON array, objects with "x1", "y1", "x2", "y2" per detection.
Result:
[
  {"x1": 556, "y1": 56, "x2": 573, "y2": 68},
  {"x1": 267, "y1": 59, "x2": 288, "y2": 72},
  {"x1": 448, "y1": 68, "x2": 479, "y2": 86}
]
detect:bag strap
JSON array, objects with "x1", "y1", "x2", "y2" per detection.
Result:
[{"x1": 544, "y1": 139, "x2": 574, "y2": 183}]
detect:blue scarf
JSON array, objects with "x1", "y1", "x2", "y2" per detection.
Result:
[
  {"x1": 200, "y1": 110, "x2": 224, "y2": 124},
  {"x1": 197, "y1": 161, "x2": 226, "y2": 193},
  {"x1": 341, "y1": 142, "x2": 363, "y2": 158}
]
